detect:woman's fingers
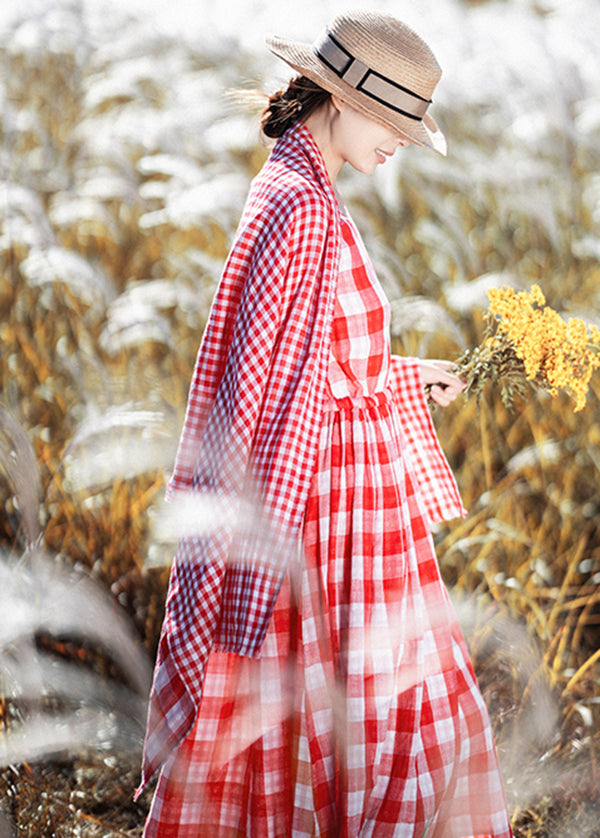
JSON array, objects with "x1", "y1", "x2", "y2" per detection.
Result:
[
  {"x1": 419, "y1": 360, "x2": 466, "y2": 406},
  {"x1": 428, "y1": 383, "x2": 459, "y2": 407}
]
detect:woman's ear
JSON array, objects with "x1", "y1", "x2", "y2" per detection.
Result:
[{"x1": 330, "y1": 94, "x2": 345, "y2": 114}]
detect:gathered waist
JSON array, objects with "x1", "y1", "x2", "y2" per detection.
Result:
[{"x1": 322, "y1": 387, "x2": 395, "y2": 414}]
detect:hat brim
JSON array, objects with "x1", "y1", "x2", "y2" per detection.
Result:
[{"x1": 266, "y1": 35, "x2": 446, "y2": 156}]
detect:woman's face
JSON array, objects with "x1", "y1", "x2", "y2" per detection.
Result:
[{"x1": 330, "y1": 96, "x2": 412, "y2": 175}]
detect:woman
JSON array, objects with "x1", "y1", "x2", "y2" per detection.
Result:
[{"x1": 137, "y1": 9, "x2": 512, "y2": 837}]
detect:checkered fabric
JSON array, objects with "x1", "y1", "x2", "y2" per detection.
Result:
[
  {"x1": 137, "y1": 122, "x2": 341, "y2": 791},
  {"x1": 137, "y1": 123, "x2": 469, "y2": 797},
  {"x1": 141, "y1": 215, "x2": 512, "y2": 836},
  {"x1": 328, "y1": 214, "x2": 390, "y2": 399},
  {"x1": 389, "y1": 357, "x2": 466, "y2": 525}
]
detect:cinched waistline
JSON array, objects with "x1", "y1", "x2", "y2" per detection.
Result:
[{"x1": 322, "y1": 387, "x2": 395, "y2": 414}]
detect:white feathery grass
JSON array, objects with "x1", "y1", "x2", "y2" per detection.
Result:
[
  {"x1": 139, "y1": 172, "x2": 248, "y2": 231},
  {"x1": 82, "y1": 57, "x2": 165, "y2": 113},
  {"x1": 147, "y1": 487, "x2": 301, "y2": 574},
  {"x1": 0, "y1": 549, "x2": 152, "y2": 760},
  {"x1": 0, "y1": 184, "x2": 55, "y2": 250},
  {"x1": 443, "y1": 272, "x2": 521, "y2": 315},
  {"x1": 99, "y1": 300, "x2": 173, "y2": 354},
  {"x1": 63, "y1": 404, "x2": 177, "y2": 491},
  {"x1": 137, "y1": 153, "x2": 205, "y2": 183},
  {"x1": 109, "y1": 277, "x2": 204, "y2": 315},
  {"x1": 572, "y1": 235, "x2": 600, "y2": 261},
  {"x1": 20, "y1": 246, "x2": 115, "y2": 313},
  {"x1": 150, "y1": 491, "x2": 272, "y2": 545},
  {"x1": 48, "y1": 194, "x2": 120, "y2": 241},
  {"x1": 0, "y1": 408, "x2": 42, "y2": 550},
  {"x1": 389, "y1": 295, "x2": 465, "y2": 349},
  {"x1": 505, "y1": 439, "x2": 562, "y2": 474}
]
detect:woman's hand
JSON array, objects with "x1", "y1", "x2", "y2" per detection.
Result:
[{"x1": 419, "y1": 359, "x2": 466, "y2": 408}]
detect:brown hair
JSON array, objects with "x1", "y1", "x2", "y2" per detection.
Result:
[{"x1": 261, "y1": 75, "x2": 331, "y2": 138}]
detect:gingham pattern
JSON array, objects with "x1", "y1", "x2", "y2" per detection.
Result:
[
  {"x1": 142, "y1": 218, "x2": 511, "y2": 837},
  {"x1": 329, "y1": 215, "x2": 465, "y2": 526},
  {"x1": 328, "y1": 214, "x2": 390, "y2": 399},
  {"x1": 137, "y1": 123, "x2": 341, "y2": 792},
  {"x1": 389, "y1": 358, "x2": 466, "y2": 525},
  {"x1": 137, "y1": 123, "x2": 469, "y2": 797}
]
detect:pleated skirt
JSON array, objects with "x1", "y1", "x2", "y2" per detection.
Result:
[{"x1": 143, "y1": 390, "x2": 512, "y2": 837}]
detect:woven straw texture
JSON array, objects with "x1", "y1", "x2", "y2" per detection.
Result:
[{"x1": 267, "y1": 10, "x2": 446, "y2": 153}]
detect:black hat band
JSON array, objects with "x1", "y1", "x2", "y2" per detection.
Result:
[{"x1": 312, "y1": 29, "x2": 431, "y2": 122}]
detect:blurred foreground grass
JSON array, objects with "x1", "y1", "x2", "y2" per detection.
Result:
[{"x1": 1, "y1": 0, "x2": 600, "y2": 834}]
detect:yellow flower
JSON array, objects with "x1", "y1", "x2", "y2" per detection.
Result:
[
  {"x1": 458, "y1": 285, "x2": 600, "y2": 411},
  {"x1": 530, "y1": 283, "x2": 546, "y2": 306}
]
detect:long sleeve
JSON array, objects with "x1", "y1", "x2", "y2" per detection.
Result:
[
  {"x1": 137, "y1": 123, "x2": 341, "y2": 794},
  {"x1": 389, "y1": 355, "x2": 466, "y2": 525}
]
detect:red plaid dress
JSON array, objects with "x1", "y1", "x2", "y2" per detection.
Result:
[{"x1": 142, "y1": 210, "x2": 512, "y2": 837}]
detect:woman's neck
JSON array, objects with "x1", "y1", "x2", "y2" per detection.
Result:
[{"x1": 302, "y1": 101, "x2": 344, "y2": 185}]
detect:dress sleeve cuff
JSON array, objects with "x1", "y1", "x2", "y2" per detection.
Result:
[{"x1": 389, "y1": 355, "x2": 467, "y2": 525}]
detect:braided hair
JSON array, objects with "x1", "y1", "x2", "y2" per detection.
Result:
[{"x1": 261, "y1": 76, "x2": 331, "y2": 138}]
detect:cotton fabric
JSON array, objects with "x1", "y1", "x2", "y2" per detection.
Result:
[
  {"x1": 137, "y1": 123, "x2": 466, "y2": 795},
  {"x1": 141, "y1": 205, "x2": 512, "y2": 836}
]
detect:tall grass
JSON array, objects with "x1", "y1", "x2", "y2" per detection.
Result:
[{"x1": 0, "y1": 0, "x2": 599, "y2": 833}]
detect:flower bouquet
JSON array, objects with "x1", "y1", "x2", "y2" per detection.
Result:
[{"x1": 457, "y1": 284, "x2": 600, "y2": 412}]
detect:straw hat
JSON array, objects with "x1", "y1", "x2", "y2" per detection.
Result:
[{"x1": 266, "y1": 9, "x2": 446, "y2": 155}]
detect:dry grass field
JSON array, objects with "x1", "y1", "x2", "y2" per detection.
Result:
[{"x1": 0, "y1": 0, "x2": 599, "y2": 834}]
